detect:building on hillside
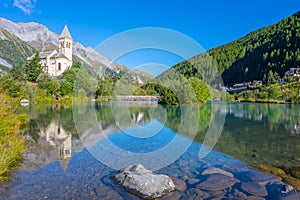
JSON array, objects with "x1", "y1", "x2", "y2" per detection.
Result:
[
  {"x1": 251, "y1": 80, "x2": 263, "y2": 87},
  {"x1": 285, "y1": 68, "x2": 300, "y2": 77},
  {"x1": 227, "y1": 82, "x2": 249, "y2": 93},
  {"x1": 28, "y1": 25, "x2": 73, "y2": 77}
]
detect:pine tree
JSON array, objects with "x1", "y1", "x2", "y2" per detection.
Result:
[{"x1": 24, "y1": 52, "x2": 43, "y2": 82}]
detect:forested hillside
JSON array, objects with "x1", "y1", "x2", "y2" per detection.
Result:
[{"x1": 170, "y1": 11, "x2": 300, "y2": 85}]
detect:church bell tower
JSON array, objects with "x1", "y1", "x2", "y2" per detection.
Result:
[{"x1": 59, "y1": 25, "x2": 73, "y2": 61}]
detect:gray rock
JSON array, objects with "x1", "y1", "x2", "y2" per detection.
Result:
[
  {"x1": 241, "y1": 182, "x2": 268, "y2": 196},
  {"x1": 172, "y1": 177, "x2": 186, "y2": 191},
  {"x1": 185, "y1": 188, "x2": 210, "y2": 200},
  {"x1": 188, "y1": 178, "x2": 200, "y2": 185},
  {"x1": 197, "y1": 174, "x2": 240, "y2": 191},
  {"x1": 245, "y1": 170, "x2": 275, "y2": 182},
  {"x1": 202, "y1": 167, "x2": 234, "y2": 177},
  {"x1": 247, "y1": 196, "x2": 266, "y2": 200},
  {"x1": 226, "y1": 189, "x2": 249, "y2": 199},
  {"x1": 112, "y1": 164, "x2": 175, "y2": 199}
]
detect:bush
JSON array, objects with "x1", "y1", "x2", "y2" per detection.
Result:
[
  {"x1": 0, "y1": 75, "x2": 25, "y2": 98},
  {"x1": 188, "y1": 77, "x2": 210, "y2": 103},
  {"x1": 37, "y1": 73, "x2": 60, "y2": 95},
  {"x1": 267, "y1": 84, "x2": 280, "y2": 99}
]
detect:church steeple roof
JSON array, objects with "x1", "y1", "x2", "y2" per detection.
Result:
[
  {"x1": 59, "y1": 25, "x2": 72, "y2": 39},
  {"x1": 59, "y1": 157, "x2": 71, "y2": 172}
]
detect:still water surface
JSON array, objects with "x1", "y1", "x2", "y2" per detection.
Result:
[{"x1": 0, "y1": 102, "x2": 300, "y2": 199}]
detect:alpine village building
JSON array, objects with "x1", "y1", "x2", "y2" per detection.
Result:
[{"x1": 28, "y1": 25, "x2": 73, "y2": 77}]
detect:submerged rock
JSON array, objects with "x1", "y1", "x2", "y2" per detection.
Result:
[
  {"x1": 241, "y1": 182, "x2": 268, "y2": 196},
  {"x1": 227, "y1": 189, "x2": 248, "y2": 199},
  {"x1": 172, "y1": 178, "x2": 186, "y2": 191},
  {"x1": 185, "y1": 188, "x2": 210, "y2": 200},
  {"x1": 247, "y1": 196, "x2": 266, "y2": 200},
  {"x1": 197, "y1": 174, "x2": 240, "y2": 191},
  {"x1": 112, "y1": 164, "x2": 175, "y2": 199},
  {"x1": 254, "y1": 164, "x2": 286, "y2": 176},
  {"x1": 245, "y1": 170, "x2": 275, "y2": 182},
  {"x1": 281, "y1": 184, "x2": 294, "y2": 194},
  {"x1": 287, "y1": 166, "x2": 300, "y2": 179},
  {"x1": 188, "y1": 178, "x2": 200, "y2": 185},
  {"x1": 282, "y1": 175, "x2": 300, "y2": 190},
  {"x1": 202, "y1": 167, "x2": 234, "y2": 177}
]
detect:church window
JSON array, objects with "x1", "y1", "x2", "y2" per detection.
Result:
[{"x1": 58, "y1": 63, "x2": 61, "y2": 71}]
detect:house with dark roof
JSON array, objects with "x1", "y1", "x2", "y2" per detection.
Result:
[
  {"x1": 28, "y1": 25, "x2": 73, "y2": 77},
  {"x1": 284, "y1": 68, "x2": 300, "y2": 77}
]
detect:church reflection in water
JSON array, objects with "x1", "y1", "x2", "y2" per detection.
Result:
[
  {"x1": 20, "y1": 103, "x2": 84, "y2": 173},
  {"x1": 43, "y1": 121, "x2": 72, "y2": 171},
  {"x1": 22, "y1": 120, "x2": 75, "y2": 172}
]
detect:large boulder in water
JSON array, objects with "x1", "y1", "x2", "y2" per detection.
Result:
[{"x1": 112, "y1": 164, "x2": 175, "y2": 199}]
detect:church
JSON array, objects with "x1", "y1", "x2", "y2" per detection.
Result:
[{"x1": 28, "y1": 25, "x2": 73, "y2": 77}]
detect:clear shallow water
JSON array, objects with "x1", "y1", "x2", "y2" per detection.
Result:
[{"x1": 0, "y1": 102, "x2": 300, "y2": 199}]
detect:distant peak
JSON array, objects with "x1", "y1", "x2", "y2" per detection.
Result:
[{"x1": 59, "y1": 25, "x2": 72, "y2": 39}]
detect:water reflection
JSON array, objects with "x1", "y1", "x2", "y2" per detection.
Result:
[
  {"x1": 0, "y1": 102, "x2": 299, "y2": 199},
  {"x1": 21, "y1": 102, "x2": 300, "y2": 171},
  {"x1": 19, "y1": 104, "x2": 80, "y2": 172},
  {"x1": 225, "y1": 103, "x2": 300, "y2": 135},
  {"x1": 208, "y1": 103, "x2": 300, "y2": 169},
  {"x1": 45, "y1": 121, "x2": 72, "y2": 171}
]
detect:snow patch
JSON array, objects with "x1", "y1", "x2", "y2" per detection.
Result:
[{"x1": 0, "y1": 57, "x2": 12, "y2": 68}]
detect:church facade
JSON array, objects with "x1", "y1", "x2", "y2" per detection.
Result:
[{"x1": 28, "y1": 25, "x2": 73, "y2": 77}]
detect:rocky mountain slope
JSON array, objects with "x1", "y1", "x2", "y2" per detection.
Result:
[
  {"x1": 0, "y1": 26, "x2": 34, "y2": 69},
  {"x1": 0, "y1": 18, "x2": 153, "y2": 80}
]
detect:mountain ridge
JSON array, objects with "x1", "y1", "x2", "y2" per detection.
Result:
[
  {"x1": 0, "y1": 17, "x2": 153, "y2": 80},
  {"x1": 169, "y1": 11, "x2": 300, "y2": 85}
]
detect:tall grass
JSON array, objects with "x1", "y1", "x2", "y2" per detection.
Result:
[{"x1": 0, "y1": 93, "x2": 27, "y2": 183}]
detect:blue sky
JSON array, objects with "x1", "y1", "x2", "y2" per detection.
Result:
[{"x1": 0, "y1": 0, "x2": 299, "y2": 75}]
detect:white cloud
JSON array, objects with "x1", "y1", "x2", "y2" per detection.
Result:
[{"x1": 13, "y1": 0, "x2": 37, "y2": 15}]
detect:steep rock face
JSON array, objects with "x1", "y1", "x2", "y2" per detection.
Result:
[{"x1": 112, "y1": 164, "x2": 175, "y2": 199}]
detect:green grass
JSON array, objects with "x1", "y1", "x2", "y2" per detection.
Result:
[{"x1": 0, "y1": 93, "x2": 27, "y2": 183}]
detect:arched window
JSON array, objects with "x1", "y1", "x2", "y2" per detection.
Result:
[{"x1": 58, "y1": 63, "x2": 61, "y2": 71}]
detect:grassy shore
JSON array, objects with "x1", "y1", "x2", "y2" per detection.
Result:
[
  {"x1": 0, "y1": 93, "x2": 27, "y2": 183},
  {"x1": 237, "y1": 98, "x2": 287, "y2": 104}
]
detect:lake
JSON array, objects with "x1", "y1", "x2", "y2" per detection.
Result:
[{"x1": 0, "y1": 102, "x2": 300, "y2": 199}]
